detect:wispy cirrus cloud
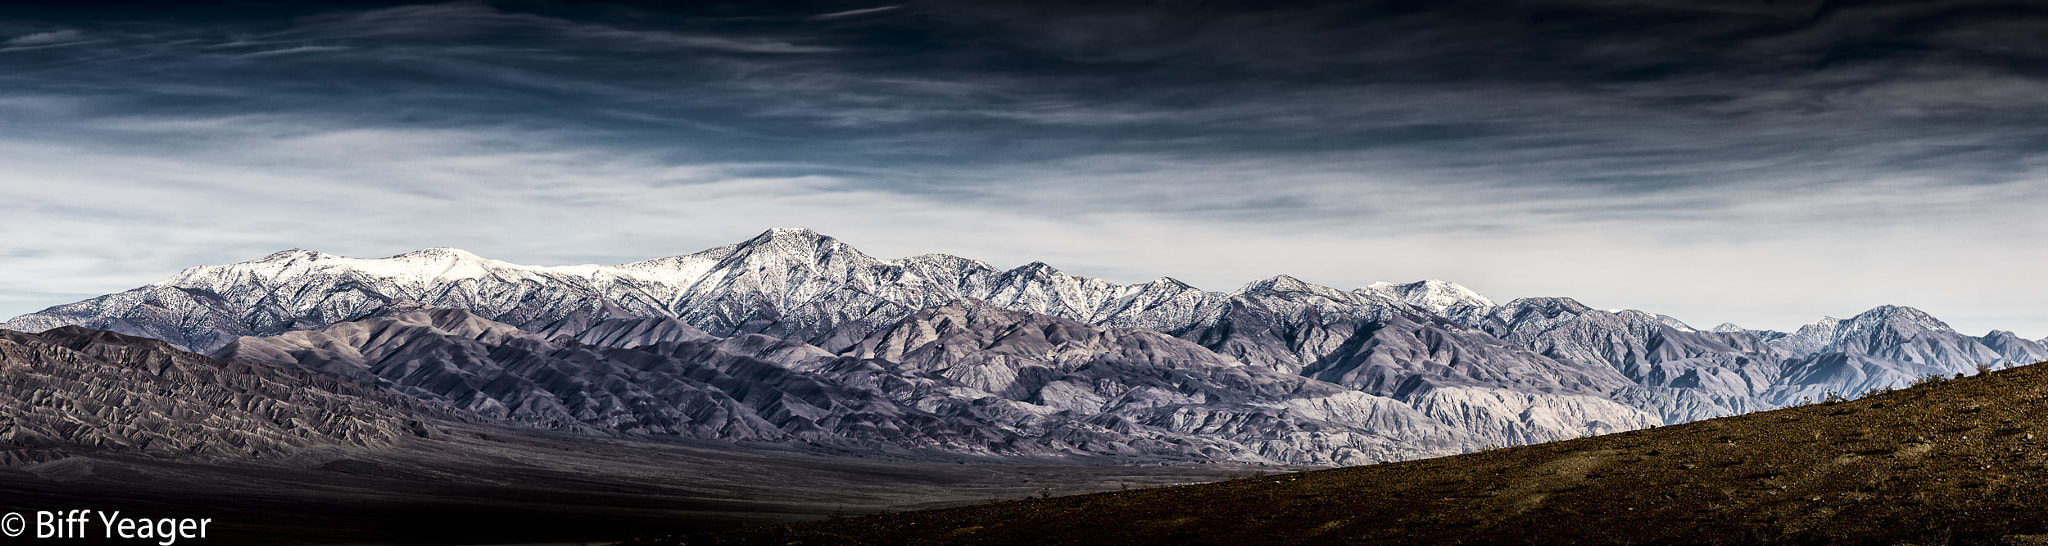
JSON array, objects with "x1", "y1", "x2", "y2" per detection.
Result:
[
  {"x1": 4, "y1": 28, "x2": 79, "y2": 46},
  {"x1": 2, "y1": 0, "x2": 2047, "y2": 336},
  {"x1": 812, "y1": 5, "x2": 901, "y2": 20}
]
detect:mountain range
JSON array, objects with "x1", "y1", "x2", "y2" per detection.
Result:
[{"x1": 7, "y1": 227, "x2": 2043, "y2": 465}]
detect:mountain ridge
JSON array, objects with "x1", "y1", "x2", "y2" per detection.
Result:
[
  {"x1": 216, "y1": 305, "x2": 1478, "y2": 465},
  {"x1": 6, "y1": 227, "x2": 2037, "y2": 463}
]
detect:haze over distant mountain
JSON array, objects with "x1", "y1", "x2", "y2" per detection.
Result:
[{"x1": 7, "y1": 228, "x2": 2041, "y2": 463}]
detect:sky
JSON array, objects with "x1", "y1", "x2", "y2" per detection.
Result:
[{"x1": 1, "y1": 0, "x2": 2046, "y2": 336}]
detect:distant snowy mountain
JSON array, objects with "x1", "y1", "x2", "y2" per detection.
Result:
[
  {"x1": 2, "y1": 246, "x2": 684, "y2": 353},
  {"x1": 6, "y1": 227, "x2": 2040, "y2": 464},
  {"x1": 6, "y1": 228, "x2": 1241, "y2": 354},
  {"x1": 1359, "y1": 279, "x2": 1495, "y2": 324}
]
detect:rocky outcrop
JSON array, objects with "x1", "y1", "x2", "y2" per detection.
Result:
[
  {"x1": 1472, "y1": 298, "x2": 1782, "y2": 422},
  {"x1": 219, "y1": 306, "x2": 1475, "y2": 465},
  {"x1": 0, "y1": 327, "x2": 461, "y2": 466}
]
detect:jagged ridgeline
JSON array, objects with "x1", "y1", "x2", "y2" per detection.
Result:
[{"x1": 7, "y1": 228, "x2": 2045, "y2": 464}]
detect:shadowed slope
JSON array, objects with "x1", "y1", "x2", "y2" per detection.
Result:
[
  {"x1": 218, "y1": 305, "x2": 1480, "y2": 465},
  {"x1": 668, "y1": 361, "x2": 2048, "y2": 545},
  {"x1": 0, "y1": 326, "x2": 465, "y2": 466},
  {"x1": 845, "y1": 300, "x2": 1475, "y2": 464},
  {"x1": 0, "y1": 326, "x2": 1269, "y2": 545}
]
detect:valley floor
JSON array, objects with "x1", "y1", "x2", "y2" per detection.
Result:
[{"x1": 0, "y1": 426, "x2": 1260, "y2": 545}]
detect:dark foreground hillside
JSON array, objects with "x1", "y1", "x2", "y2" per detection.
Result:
[{"x1": 656, "y1": 363, "x2": 2048, "y2": 545}]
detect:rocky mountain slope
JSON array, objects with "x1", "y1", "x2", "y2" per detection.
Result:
[
  {"x1": 6, "y1": 228, "x2": 2038, "y2": 462},
  {"x1": 1469, "y1": 297, "x2": 1783, "y2": 423},
  {"x1": 0, "y1": 326, "x2": 463, "y2": 466},
  {"x1": 219, "y1": 306, "x2": 1486, "y2": 465},
  {"x1": 669, "y1": 363, "x2": 2048, "y2": 545},
  {"x1": 1760, "y1": 306, "x2": 2048, "y2": 404},
  {"x1": 3, "y1": 229, "x2": 1417, "y2": 355},
  {"x1": 0, "y1": 324, "x2": 1269, "y2": 545}
]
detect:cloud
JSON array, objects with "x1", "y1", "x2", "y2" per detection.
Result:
[
  {"x1": 1, "y1": 0, "x2": 2046, "y2": 338},
  {"x1": 4, "y1": 29, "x2": 79, "y2": 46},
  {"x1": 235, "y1": 45, "x2": 351, "y2": 58},
  {"x1": 291, "y1": 3, "x2": 838, "y2": 53},
  {"x1": 812, "y1": 5, "x2": 901, "y2": 20}
]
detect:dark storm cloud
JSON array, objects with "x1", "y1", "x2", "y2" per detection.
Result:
[
  {"x1": 2, "y1": 0, "x2": 2047, "y2": 334},
  {"x1": 12, "y1": 0, "x2": 2036, "y2": 176}
]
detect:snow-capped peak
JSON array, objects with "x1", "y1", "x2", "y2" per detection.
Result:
[
  {"x1": 393, "y1": 246, "x2": 483, "y2": 260},
  {"x1": 357, "y1": 247, "x2": 513, "y2": 282},
  {"x1": 897, "y1": 253, "x2": 998, "y2": 272},
  {"x1": 725, "y1": 227, "x2": 875, "y2": 266},
  {"x1": 1238, "y1": 274, "x2": 1321, "y2": 294},
  {"x1": 1010, "y1": 261, "x2": 1065, "y2": 277},
  {"x1": 746, "y1": 227, "x2": 837, "y2": 249},
  {"x1": 766, "y1": 226, "x2": 823, "y2": 238},
  {"x1": 156, "y1": 245, "x2": 626, "y2": 292},
  {"x1": 1653, "y1": 313, "x2": 1697, "y2": 332},
  {"x1": 1359, "y1": 280, "x2": 1495, "y2": 315},
  {"x1": 1143, "y1": 276, "x2": 1196, "y2": 290},
  {"x1": 1762, "y1": 307, "x2": 1957, "y2": 358},
  {"x1": 1498, "y1": 297, "x2": 1596, "y2": 316},
  {"x1": 1789, "y1": 316, "x2": 1842, "y2": 343},
  {"x1": 256, "y1": 248, "x2": 341, "y2": 262}
]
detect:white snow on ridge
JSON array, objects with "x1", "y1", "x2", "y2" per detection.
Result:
[
  {"x1": 1359, "y1": 279, "x2": 1495, "y2": 315},
  {"x1": 14, "y1": 226, "x2": 2047, "y2": 465},
  {"x1": 151, "y1": 232, "x2": 1510, "y2": 326},
  {"x1": 158, "y1": 246, "x2": 628, "y2": 291}
]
